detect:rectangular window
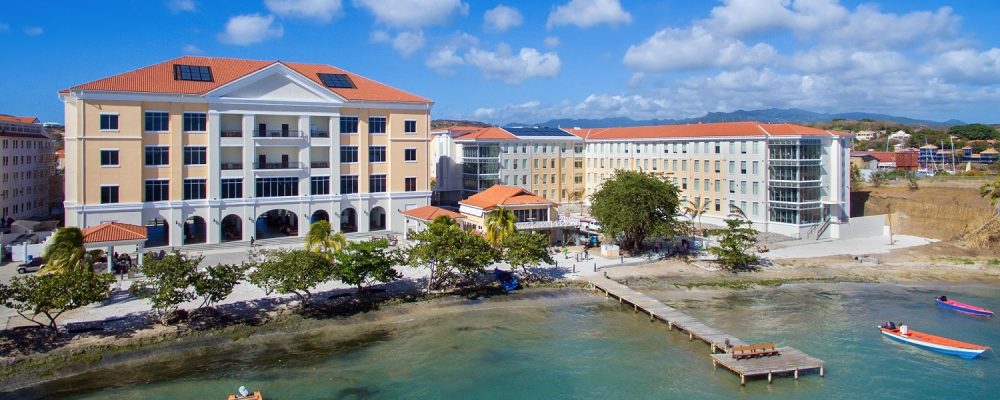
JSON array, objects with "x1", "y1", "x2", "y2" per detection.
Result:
[
  {"x1": 340, "y1": 175, "x2": 359, "y2": 194},
  {"x1": 144, "y1": 146, "x2": 169, "y2": 166},
  {"x1": 100, "y1": 114, "x2": 118, "y2": 131},
  {"x1": 311, "y1": 176, "x2": 331, "y2": 195},
  {"x1": 741, "y1": 201, "x2": 747, "y2": 214},
  {"x1": 100, "y1": 149, "x2": 119, "y2": 166},
  {"x1": 694, "y1": 160, "x2": 700, "y2": 171},
  {"x1": 402, "y1": 148, "x2": 416, "y2": 162},
  {"x1": 752, "y1": 161, "x2": 759, "y2": 175},
  {"x1": 405, "y1": 177, "x2": 417, "y2": 192},
  {"x1": 682, "y1": 178, "x2": 688, "y2": 190},
  {"x1": 740, "y1": 181, "x2": 747, "y2": 194},
  {"x1": 729, "y1": 161, "x2": 736, "y2": 174},
  {"x1": 221, "y1": 178, "x2": 243, "y2": 199},
  {"x1": 715, "y1": 179, "x2": 721, "y2": 192},
  {"x1": 100, "y1": 186, "x2": 119, "y2": 204},
  {"x1": 753, "y1": 182, "x2": 759, "y2": 195},
  {"x1": 752, "y1": 202, "x2": 759, "y2": 216},
  {"x1": 715, "y1": 143, "x2": 721, "y2": 154},
  {"x1": 144, "y1": 111, "x2": 169, "y2": 132},
  {"x1": 144, "y1": 179, "x2": 169, "y2": 202},
  {"x1": 694, "y1": 178, "x2": 700, "y2": 191},
  {"x1": 741, "y1": 141, "x2": 747, "y2": 154},
  {"x1": 340, "y1": 146, "x2": 358, "y2": 163},
  {"x1": 183, "y1": 179, "x2": 207, "y2": 200},
  {"x1": 256, "y1": 177, "x2": 299, "y2": 197},
  {"x1": 173, "y1": 64, "x2": 213, "y2": 81},
  {"x1": 729, "y1": 180, "x2": 736, "y2": 194},
  {"x1": 368, "y1": 117, "x2": 386, "y2": 134},
  {"x1": 369, "y1": 146, "x2": 386, "y2": 162},
  {"x1": 714, "y1": 160, "x2": 721, "y2": 173},
  {"x1": 740, "y1": 161, "x2": 747, "y2": 174},
  {"x1": 183, "y1": 146, "x2": 207, "y2": 165},
  {"x1": 681, "y1": 160, "x2": 687, "y2": 172},
  {"x1": 369, "y1": 174, "x2": 386, "y2": 193},
  {"x1": 404, "y1": 120, "x2": 417, "y2": 133},
  {"x1": 183, "y1": 112, "x2": 207, "y2": 132},
  {"x1": 715, "y1": 199, "x2": 721, "y2": 211},
  {"x1": 729, "y1": 142, "x2": 735, "y2": 154},
  {"x1": 340, "y1": 116, "x2": 359, "y2": 134}
]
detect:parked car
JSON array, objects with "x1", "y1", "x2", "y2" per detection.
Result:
[{"x1": 17, "y1": 258, "x2": 45, "y2": 274}]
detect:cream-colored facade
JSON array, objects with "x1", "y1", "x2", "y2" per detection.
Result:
[
  {"x1": 61, "y1": 58, "x2": 432, "y2": 247},
  {"x1": 0, "y1": 117, "x2": 54, "y2": 223}
]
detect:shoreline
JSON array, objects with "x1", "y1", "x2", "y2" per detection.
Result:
[{"x1": 3, "y1": 247, "x2": 999, "y2": 392}]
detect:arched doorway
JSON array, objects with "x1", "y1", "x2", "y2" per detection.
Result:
[
  {"x1": 341, "y1": 208, "x2": 357, "y2": 233},
  {"x1": 255, "y1": 209, "x2": 299, "y2": 240},
  {"x1": 311, "y1": 210, "x2": 330, "y2": 224},
  {"x1": 369, "y1": 206, "x2": 386, "y2": 231},
  {"x1": 145, "y1": 218, "x2": 168, "y2": 247},
  {"x1": 221, "y1": 214, "x2": 242, "y2": 242},
  {"x1": 183, "y1": 216, "x2": 207, "y2": 245}
]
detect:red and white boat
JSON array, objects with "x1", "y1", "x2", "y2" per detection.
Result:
[{"x1": 878, "y1": 324, "x2": 990, "y2": 359}]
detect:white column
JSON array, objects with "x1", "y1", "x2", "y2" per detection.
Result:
[
  {"x1": 242, "y1": 114, "x2": 255, "y2": 196},
  {"x1": 330, "y1": 116, "x2": 342, "y2": 231},
  {"x1": 298, "y1": 115, "x2": 311, "y2": 196},
  {"x1": 208, "y1": 112, "x2": 222, "y2": 199}
]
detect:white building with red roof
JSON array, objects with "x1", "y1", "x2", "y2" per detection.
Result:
[
  {"x1": 59, "y1": 56, "x2": 434, "y2": 247},
  {"x1": 0, "y1": 115, "x2": 54, "y2": 224}
]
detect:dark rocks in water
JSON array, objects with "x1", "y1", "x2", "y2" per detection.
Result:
[{"x1": 336, "y1": 386, "x2": 379, "y2": 399}]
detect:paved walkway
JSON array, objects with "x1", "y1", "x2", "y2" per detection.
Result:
[{"x1": 766, "y1": 234, "x2": 936, "y2": 260}]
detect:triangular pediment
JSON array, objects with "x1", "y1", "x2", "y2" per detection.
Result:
[{"x1": 206, "y1": 64, "x2": 345, "y2": 104}]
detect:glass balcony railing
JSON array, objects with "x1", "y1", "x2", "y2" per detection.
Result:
[
  {"x1": 253, "y1": 129, "x2": 304, "y2": 138},
  {"x1": 220, "y1": 162, "x2": 243, "y2": 170},
  {"x1": 253, "y1": 161, "x2": 304, "y2": 169},
  {"x1": 310, "y1": 161, "x2": 330, "y2": 168},
  {"x1": 221, "y1": 130, "x2": 243, "y2": 138}
]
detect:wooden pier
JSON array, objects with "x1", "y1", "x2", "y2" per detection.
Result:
[{"x1": 588, "y1": 276, "x2": 825, "y2": 385}]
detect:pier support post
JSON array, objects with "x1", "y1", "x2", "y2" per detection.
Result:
[
  {"x1": 712, "y1": 359, "x2": 717, "y2": 369},
  {"x1": 634, "y1": 303, "x2": 637, "y2": 313},
  {"x1": 689, "y1": 331, "x2": 693, "y2": 341},
  {"x1": 794, "y1": 369, "x2": 799, "y2": 380},
  {"x1": 711, "y1": 343, "x2": 715, "y2": 354},
  {"x1": 740, "y1": 375, "x2": 746, "y2": 386},
  {"x1": 820, "y1": 366, "x2": 825, "y2": 377},
  {"x1": 649, "y1": 312, "x2": 654, "y2": 322},
  {"x1": 668, "y1": 322, "x2": 673, "y2": 330},
  {"x1": 768, "y1": 371, "x2": 772, "y2": 384}
]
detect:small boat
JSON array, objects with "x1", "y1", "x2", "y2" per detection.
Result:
[
  {"x1": 493, "y1": 268, "x2": 519, "y2": 292},
  {"x1": 228, "y1": 386, "x2": 263, "y2": 400},
  {"x1": 878, "y1": 323, "x2": 990, "y2": 359},
  {"x1": 935, "y1": 296, "x2": 994, "y2": 317}
]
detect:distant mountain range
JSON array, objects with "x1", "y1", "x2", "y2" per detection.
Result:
[{"x1": 507, "y1": 108, "x2": 965, "y2": 129}]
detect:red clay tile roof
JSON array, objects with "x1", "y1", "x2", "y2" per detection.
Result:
[
  {"x1": 401, "y1": 206, "x2": 465, "y2": 222},
  {"x1": 561, "y1": 122, "x2": 843, "y2": 139},
  {"x1": 0, "y1": 115, "x2": 39, "y2": 124},
  {"x1": 460, "y1": 185, "x2": 556, "y2": 210},
  {"x1": 81, "y1": 222, "x2": 148, "y2": 243},
  {"x1": 64, "y1": 56, "x2": 430, "y2": 103},
  {"x1": 454, "y1": 127, "x2": 518, "y2": 141},
  {"x1": 403, "y1": 206, "x2": 465, "y2": 221}
]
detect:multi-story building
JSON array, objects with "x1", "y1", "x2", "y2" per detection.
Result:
[
  {"x1": 441, "y1": 122, "x2": 852, "y2": 238},
  {"x1": 0, "y1": 115, "x2": 53, "y2": 224},
  {"x1": 60, "y1": 56, "x2": 433, "y2": 247}
]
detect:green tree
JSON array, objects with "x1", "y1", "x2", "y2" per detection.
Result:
[
  {"x1": 907, "y1": 173, "x2": 919, "y2": 191},
  {"x1": 869, "y1": 170, "x2": 889, "y2": 187},
  {"x1": 304, "y1": 220, "x2": 347, "y2": 259},
  {"x1": 40, "y1": 227, "x2": 87, "y2": 273},
  {"x1": 193, "y1": 263, "x2": 246, "y2": 309},
  {"x1": 684, "y1": 197, "x2": 711, "y2": 228},
  {"x1": 130, "y1": 251, "x2": 203, "y2": 317},
  {"x1": 707, "y1": 210, "x2": 760, "y2": 272},
  {"x1": 500, "y1": 231, "x2": 553, "y2": 275},
  {"x1": 408, "y1": 216, "x2": 498, "y2": 290},
  {"x1": 334, "y1": 239, "x2": 402, "y2": 295},
  {"x1": 948, "y1": 124, "x2": 998, "y2": 141},
  {"x1": 484, "y1": 207, "x2": 518, "y2": 247},
  {"x1": 248, "y1": 249, "x2": 332, "y2": 307},
  {"x1": 850, "y1": 164, "x2": 862, "y2": 190},
  {"x1": 0, "y1": 267, "x2": 115, "y2": 330},
  {"x1": 589, "y1": 170, "x2": 681, "y2": 253},
  {"x1": 980, "y1": 178, "x2": 1000, "y2": 215}
]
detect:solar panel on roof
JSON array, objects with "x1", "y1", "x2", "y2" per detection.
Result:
[
  {"x1": 318, "y1": 73, "x2": 355, "y2": 88},
  {"x1": 504, "y1": 127, "x2": 572, "y2": 137},
  {"x1": 173, "y1": 65, "x2": 213, "y2": 82}
]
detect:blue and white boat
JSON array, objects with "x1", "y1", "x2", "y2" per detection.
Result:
[
  {"x1": 879, "y1": 324, "x2": 989, "y2": 359},
  {"x1": 935, "y1": 296, "x2": 994, "y2": 317}
]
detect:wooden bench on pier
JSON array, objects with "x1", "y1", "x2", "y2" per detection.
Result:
[{"x1": 731, "y1": 343, "x2": 780, "y2": 360}]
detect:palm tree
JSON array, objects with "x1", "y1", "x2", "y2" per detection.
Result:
[
  {"x1": 684, "y1": 198, "x2": 710, "y2": 229},
  {"x1": 728, "y1": 204, "x2": 749, "y2": 221},
  {"x1": 980, "y1": 178, "x2": 1000, "y2": 215},
  {"x1": 304, "y1": 220, "x2": 346, "y2": 259},
  {"x1": 485, "y1": 207, "x2": 517, "y2": 247},
  {"x1": 40, "y1": 227, "x2": 87, "y2": 273}
]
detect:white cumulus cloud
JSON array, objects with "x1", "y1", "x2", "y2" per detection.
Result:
[
  {"x1": 544, "y1": 36, "x2": 560, "y2": 48},
  {"x1": 483, "y1": 5, "x2": 523, "y2": 33},
  {"x1": 624, "y1": 26, "x2": 775, "y2": 72},
  {"x1": 218, "y1": 14, "x2": 284, "y2": 46},
  {"x1": 465, "y1": 44, "x2": 562, "y2": 84},
  {"x1": 265, "y1": 0, "x2": 343, "y2": 22},
  {"x1": 23, "y1": 26, "x2": 43, "y2": 36},
  {"x1": 925, "y1": 48, "x2": 1000, "y2": 85},
  {"x1": 353, "y1": 0, "x2": 469, "y2": 29},
  {"x1": 547, "y1": 0, "x2": 632, "y2": 29}
]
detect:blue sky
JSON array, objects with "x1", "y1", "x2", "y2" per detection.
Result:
[{"x1": 2, "y1": 0, "x2": 1000, "y2": 125}]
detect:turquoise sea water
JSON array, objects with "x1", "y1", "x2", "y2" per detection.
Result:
[{"x1": 5, "y1": 283, "x2": 999, "y2": 399}]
